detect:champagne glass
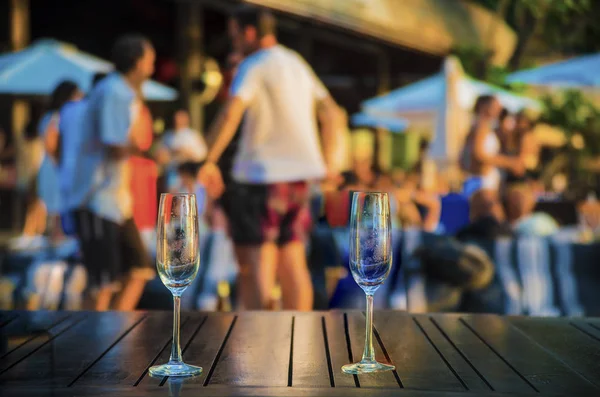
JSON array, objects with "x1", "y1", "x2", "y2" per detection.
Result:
[
  {"x1": 342, "y1": 192, "x2": 395, "y2": 374},
  {"x1": 149, "y1": 193, "x2": 202, "y2": 377}
]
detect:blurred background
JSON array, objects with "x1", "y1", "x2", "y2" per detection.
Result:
[{"x1": 1, "y1": 0, "x2": 600, "y2": 316}]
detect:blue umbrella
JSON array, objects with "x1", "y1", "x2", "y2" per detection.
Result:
[
  {"x1": 507, "y1": 52, "x2": 600, "y2": 87},
  {"x1": 350, "y1": 112, "x2": 408, "y2": 133},
  {"x1": 0, "y1": 39, "x2": 177, "y2": 101}
]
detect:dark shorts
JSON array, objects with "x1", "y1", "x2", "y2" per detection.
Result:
[
  {"x1": 74, "y1": 210, "x2": 154, "y2": 290},
  {"x1": 221, "y1": 181, "x2": 311, "y2": 246}
]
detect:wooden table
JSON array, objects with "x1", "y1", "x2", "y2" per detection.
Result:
[{"x1": 1, "y1": 311, "x2": 600, "y2": 396}]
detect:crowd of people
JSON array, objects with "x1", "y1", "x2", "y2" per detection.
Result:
[
  {"x1": 0, "y1": 6, "x2": 342, "y2": 312},
  {"x1": 1, "y1": 5, "x2": 595, "y2": 313},
  {"x1": 457, "y1": 94, "x2": 561, "y2": 240}
]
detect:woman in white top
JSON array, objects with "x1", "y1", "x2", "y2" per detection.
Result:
[{"x1": 461, "y1": 95, "x2": 524, "y2": 194}]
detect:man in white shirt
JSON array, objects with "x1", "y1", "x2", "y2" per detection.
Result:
[{"x1": 198, "y1": 5, "x2": 338, "y2": 311}]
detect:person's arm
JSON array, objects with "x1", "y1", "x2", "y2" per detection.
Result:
[
  {"x1": 306, "y1": 56, "x2": 339, "y2": 175},
  {"x1": 205, "y1": 97, "x2": 246, "y2": 164},
  {"x1": 520, "y1": 132, "x2": 539, "y2": 169},
  {"x1": 205, "y1": 58, "x2": 256, "y2": 164},
  {"x1": 198, "y1": 59, "x2": 255, "y2": 197},
  {"x1": 472, "y1": 124, "x2": 521, "y2": 171},
  {"x1": 43, "y1": 117, "x2": 60, "y2": 159},
  {"x1": 197, "y1": 97, "x2": 245, "y2": 198},
  {"x1": 99, "y1": 88, "x2": 136, "y2": 160},
  {"x1": 316, "y1": 96, "x2": 339, "y2": 173},
  {"x1": 413, "y1": 190, "x2": 441, "y2": 232}
]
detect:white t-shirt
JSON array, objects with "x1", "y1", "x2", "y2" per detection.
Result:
[{"x1": 229, "y1": 45, "x2": 329, "y2": 183}]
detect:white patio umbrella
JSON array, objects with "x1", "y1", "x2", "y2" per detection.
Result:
[
  {"x1": 361, "y1": 56, "x2": 541, "y2": 162},
  {"x1": 0, "y1": 39, "x2": 177, "y2": 101}
]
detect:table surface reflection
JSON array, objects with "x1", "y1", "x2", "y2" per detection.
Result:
[{"x1": 1, "y1": 310, "x2": 599, "y2": 396}]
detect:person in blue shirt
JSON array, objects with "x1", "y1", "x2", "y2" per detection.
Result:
[
  {"x1": 71, "y1": 35, "x2": 156, "y2": 311},
  {"x1": 58, "y1": 73, "x2": 106, "y2": 235},
  {"x1": 37, "y1": 81, "x2": 82, "y2": 238}
]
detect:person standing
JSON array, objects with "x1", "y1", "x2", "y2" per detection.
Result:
[
  {"x1": 58, "y1": 73, "x2": 106, "y2": 230},
  {"x1": 38, "y1": 81, "x2": 83, "y2": 239},
  {"x1": 514, "y1": 110, "x2": 541, "y2": 181},
  {"x1": 71, "y1": 35, "x2": 156, "y2": 311},
  {"x1": 59, "y1": 75, "x2": 106, "y2": 235},
  {"x1": 461, "y1": 95, "x2": 523, "y2": 195},
  {"x1": 198, "y1": 6, "x2": 339, "y2": 311}
]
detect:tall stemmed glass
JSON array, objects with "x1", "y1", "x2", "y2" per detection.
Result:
[
  {"x1": 149, "y1": 193, "x2": 202, "y2": 377},
  {"x1": 342, "y1": 192, "x2": 395, "y2": 374}
]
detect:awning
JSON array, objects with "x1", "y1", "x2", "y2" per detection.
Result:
[{"x1": 244, "y1": 0, "x2": 517, "y2": 64}]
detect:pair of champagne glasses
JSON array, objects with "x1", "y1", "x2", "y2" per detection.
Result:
[{"x1": 150, "y1": 191, "x2": 394, "y2": 377}]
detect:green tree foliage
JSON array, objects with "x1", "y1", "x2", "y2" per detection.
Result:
[
  {"x1": 541, "y1": 90, "x2": 600, "y2": 157},
  {"x1": 460, "y1": 0, "x2": 594, "y2": 74}
]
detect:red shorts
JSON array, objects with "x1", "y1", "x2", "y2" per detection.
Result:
[{"x1": 220, "y1": 181, "x2": 311, "y2": 246}]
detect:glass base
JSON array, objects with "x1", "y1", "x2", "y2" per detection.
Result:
[
  {"x1": 342, "y1": 360, "x2": 395, "y2": 374},
  {"x1": 149, "y1": 361, "x2": 203, "y2": 377}
]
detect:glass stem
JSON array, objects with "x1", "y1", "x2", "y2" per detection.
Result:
[
  {"x1": 170, "y1": 295, "x2": 182, "y2": 363},
  {"x1": 362, "y1": 293, "x2": 375, "y2": 362}
]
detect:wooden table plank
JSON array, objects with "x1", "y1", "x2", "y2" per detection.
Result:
[
  {"x1": 346, "y1": 311, "x2": 400, "y2": 388},
  {"x1": 72, "y1": 311, "x2": 177, "y2": 387},
  {"x1": 373, "y1": 312, "x2": 465, "y2": 392},
  {"x1": 0, "y1": 311, "x2": 145, "y2": 387},
  {"x1": 570, "y1": 319, "x2": 600, "y2": 343},
  {"x1": 2, "y1": 310, "x2": 600, "y2": 396},
  {"x1": 171, "y1": 313, "x2": 236, "y2": 386},
  {"x1": 463, "y1": 315, "x2": 598, "y2": 395},
  {"x1": 289, "y1": 313, "x2": 332, "y2": 388},
  {"x1": 136, "y1": 313, "x2": 209, "y2": 387},
  {"x1": 1, "y1": 311, "x2": 70, "y2": 363},
  {"x1": 0, "y1": 385, "x2": 546, "y2": 397},
  {"x1": 431, "y1": 315, "x2": 536, "y2": 394},
  {"x1": 413, "y1": 316, "x2": 491, "y2": 393},
  {"x1": 206, "y1": 312, "x2": 291, "y2": 387},
  {"x1": 511, "y1": 317, "x2": 600, "y2": 388},
  {"x1": 0, "y1": 312, "x2": 19, "y2": 328},
  {"x1": 0, "y1": 312, "x2": 78, "y2": 373},
  {"x1": 323, "y1": 311, "x2": 358, "y2": 388}
]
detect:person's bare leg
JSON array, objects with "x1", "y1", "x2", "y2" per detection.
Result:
[
  {"x1": 23, "y1": 199, "x2": 46, "y2": 236},
  {"x1": 277, "y1": 241, "x2": 313, "y2": 311},
  {"x1": 235, "y1": 243, "x2": 278, "y2": 310},
  {"x1": 95, "y1": 287, "x2": 113, "y2": 311},
  {"x1": 114, "y1": 277, "x2": 147, "y2": 311}
]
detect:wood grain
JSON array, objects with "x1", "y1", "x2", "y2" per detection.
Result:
[
  {"x1": 290, "y1": 313, "x2": 332, "y2": 387},
  {"x1": 511, "y1": 316, "x2": 600, "y2": 389},
  {"x1": 1, "y1": 310, "x2": 599, "y2": 396},
  {"x1": 463, "y1": 314, "x2": 598, "y2": 395},
  {"x1": 207, "y1": 312, "x2": 291, "y2": 387},
  {"x1": 414, "y1": 315, "x2": 491, "y2": 392},
  {"x1": 431, "y1": 314, "x2": 536, "y2": 394},
  {"x1": 374, "y1": 312, "x2": 465, "y2": 392},
  {"x1": 345, "y1": 311, "x2": 399, "y2": 388},
  {"x1": 322, "y1": 311, "x2": 358, "y2": 388},
  {"x1": 0, "y1": 311, "x2": 144, "y2": 387},
  {"x1": 73, "y1": 311, "x2": 174, "y2": 387}
]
